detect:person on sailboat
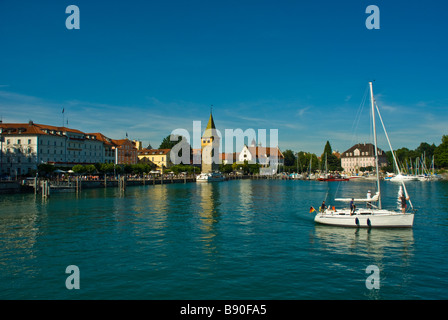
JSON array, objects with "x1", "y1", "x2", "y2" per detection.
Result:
[
  {"x1": 320, "y1": 201, "x2": 327, "y2": 212},
  {"x1": 350, "y1": 198, "x2": 356, "y2": 215},
  {"x1": 367, "y1": 190, "x2": 372, "y2": 208},
  {"x1": 400, "y1": 193, "x2": 410, "y2": 213}
]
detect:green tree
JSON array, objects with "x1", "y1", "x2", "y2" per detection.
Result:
[
  {"x1": 123, "y1": 164, "x2": 133, "y2": 174},
  {"x1": 231, "y1": 162, "x2": 241, "y2": 172},
  {"x1": 100, "y1": 163, "x2": 116, "y2": 174},
  {"x1": 220, "y1": 164, "x2": 233, "y2": 174},
  {"x1": 322, "y1": 141, "x2": 332, "y2": 157},
  {"x1": 297, "y1": 152, "x2": 319, "y2": 173},
  {"x1": 434, "y1": 135, "x2": 448, "y2": 168},
  {"x1": 72, "y1": 164, "x2": 85, "y2": 174},
  {"x1": 84, "y1": 164, "x2": 96, "y2": 174},
  {"x1": 159, "y1": 134, "x2": 183, "y2": 149},
  {"x1": 416, "y1": 142, "x2": 436, "y2": 157},
  {"x1": 248, "y1": 163, "x2": 260, "y2": 174},
  {"x1": 115, "y1": 165, "x2": 123, "y2": 175},
  {"x1": 416, "y1": 142, "x2": 437, "y2": 168},
  {"x1": 296, "y1": 151, "x2": 310, "y2": 172},
  {"x1": 321, "y1": 141, "x2": 341, "y2": 172},
  {"x1": 283, "y1": 149, "x2": 296, "y2": 167}
]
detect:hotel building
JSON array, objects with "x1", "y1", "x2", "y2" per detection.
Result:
[
  {"x1": 0, "y1": 121, "x2": 138, "y2": 177},
  {"x1": 340, "y1": 143, "x2": 388, "y2": 173}
]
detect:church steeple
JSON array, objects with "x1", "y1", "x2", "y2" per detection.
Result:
[
  {"x1": 201, "y1": 110, "x2": 220, "y2": 173},
  {"x1": 203, "y1": 112, "x2": 216, "y2": 138}
]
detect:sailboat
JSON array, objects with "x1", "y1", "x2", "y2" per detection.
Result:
[
  {"x1": 307, "y1": 156, "x2": 316, "y2": 180},
  {"x1": 312, "y1": 82, "x2": 415, "y2": 228}
]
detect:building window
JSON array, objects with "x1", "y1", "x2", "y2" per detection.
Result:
[
  {"x1": 28, "y1": 139, "x2": 32, "y2": 144},
  {"x1": 17, "y1": 139, "x2": 21, "y2": 144}
]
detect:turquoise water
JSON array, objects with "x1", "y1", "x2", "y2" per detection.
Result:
[{"x1": 0, "y1": 179, "x2": 447, "y2": 300}]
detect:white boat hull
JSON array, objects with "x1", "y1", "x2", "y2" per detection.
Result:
[
  {"x1": 388, "y1": 174, "x2": 418, "y2": 182},
  {"x1": 314, "y1": 210, "x2": 414, "y2": 228},
  {"x1": 196, "y1": 172, "x2": 225, "y2": 182}
]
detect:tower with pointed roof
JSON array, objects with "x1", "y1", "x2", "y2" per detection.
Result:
[{"x1": 201, "y1": 111, "x2": 220, "y2": 173}]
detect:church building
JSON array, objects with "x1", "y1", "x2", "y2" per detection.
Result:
[{"x1": 201, "y1": 112, "x2": 220, "y2": 173}]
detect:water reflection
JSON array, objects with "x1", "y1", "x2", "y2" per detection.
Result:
[
  {"x1": 312, "y1": 225, "x2": 415, "y2": 299},
  {"x1": 0, "y1": 195, "x2": 41, "y2": 280},
  {"x1": 197, "y1": 183, "x2": 221, "y2": 262},
  {"x1": 313, "y1": 225, "x2": 414, "y2": 259},
  {"x1": 238, "y1": 180, "x2": 254, "y2": 227},
  {"x1": 145, "y1": 185, "x2": 169, "y2": 227},
  {"x1": 198, "y1": 183, "x2": 220, "y2": 232}
]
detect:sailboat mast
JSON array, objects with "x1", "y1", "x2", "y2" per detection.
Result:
[{"x1": 369, "y1": 81, "x2": 382, "y2": 209}]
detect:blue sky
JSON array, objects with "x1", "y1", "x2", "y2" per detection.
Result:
[{"x1": 0, "y1": 0, "x2": 447, "y2": 155}]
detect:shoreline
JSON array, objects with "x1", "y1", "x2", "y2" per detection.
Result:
[{"x1": 1, "y1": 172, "x2": 446, "y2": 195}]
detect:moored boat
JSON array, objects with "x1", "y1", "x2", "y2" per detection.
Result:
[
  {"x1": 317, "y1": 174, "x2": 349, "y2": 182},
  {"x1": 196, "y1": 172, "x2": 225, "y2": 182}
]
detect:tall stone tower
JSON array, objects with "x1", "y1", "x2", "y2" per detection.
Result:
[{"x1": 201, "y1": 111, "x2": 220, "y2": 173}]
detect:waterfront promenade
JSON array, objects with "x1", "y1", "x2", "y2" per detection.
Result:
[{"x1": 0, "y1": 174, "x2": 254, "y2": 194}]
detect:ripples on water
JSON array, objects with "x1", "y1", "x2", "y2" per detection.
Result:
[{"x1": 0, "y1": 179, "x2": 447, "y2": 299}]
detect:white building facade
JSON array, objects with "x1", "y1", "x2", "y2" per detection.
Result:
[
  {"x1": 237, "y1": 144, "x2": 284, "y2": 167},
  {"x1": 1, "y1": 122, "x2": 109, "y2": 177}
]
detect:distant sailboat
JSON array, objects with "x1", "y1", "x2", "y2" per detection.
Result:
[
  {"x1": 312, "y1": 82, "x2": 415, "y2": 228},
  {"x1": 317, "y1": 153, "x2": 349, "y2": 181}
]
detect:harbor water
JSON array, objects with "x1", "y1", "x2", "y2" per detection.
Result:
[{"x1": 1, "y1": 179, "x2": 447, "y2": 299}]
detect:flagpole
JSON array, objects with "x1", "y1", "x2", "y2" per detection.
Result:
[{"x1": 62, "y1": 108, "x2": 65, "y2": 127}]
